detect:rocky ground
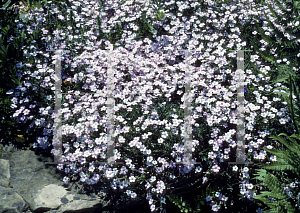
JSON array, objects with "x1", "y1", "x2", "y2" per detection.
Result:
[{"x1": 0, "y1": 139, "x2": 156, "y2": 213}]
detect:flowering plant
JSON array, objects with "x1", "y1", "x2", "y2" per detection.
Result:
[{"x1": 4, "y1": 0, "x2": 300, "y2": 212}]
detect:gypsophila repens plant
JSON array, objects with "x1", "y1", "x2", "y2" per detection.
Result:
[{"x1": 4, "y1": 0, "x2": 300, "y2": 212}]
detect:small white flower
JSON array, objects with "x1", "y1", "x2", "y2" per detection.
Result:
[
  {"x1": 150, "y1": 176, "x2": 156, "y2": 183},
  {"x1": 88, "y1": 164, "x2": 95, "y2": 172},
  {"x1": 290, "y1": 182, "x2": 296, "y2": 188},
  {"x1": 240, "y1": 188, "x2": 246, "y2": 195},
  {"x1": 95, "y1": 137, "x2": 102, "y2": 145},
  {"x1": 270, "y1": 155, "x2": 277, "y2": 162},
  {"x1": 170, "y1": 174, "x2": 175, "y2": 179},
  {"x1": 176, "y1": 157, "x2": 181, "y2": 163},
  {"x1": 195, "y1": 166, "x2": 202, "y2": 173},
  {"x1": 158, "y1": 138, "x2": 164, "y2": 143},
  {"x1": 147, "y1": 156, "x2": 153, "y2": 163},
  {"x1": 129, "y1": 175, "x2": 136, "y2": 183},
  {"x1": 233, "y1": 165, "x2": 239, "y2": 172},
  {"x1": 73, "y1": 142, "x2": 79, "y2": 148},
  {"x1": 150, "y1": 204, "x2": 155, "y2": 212},
  {"x1": 131, "y1": 192, "x2": 137, "y2": 199},
  {"x1": 213, "y1": 145, "x2": 219, "y2": 151},
  {"x1": 161, "y1": 131, "x2": 168, "y2": 139},
  {"x1": 145, "y1": 182, "x2": 151, "y2": 189},
  {"x1": 126, "y1": 190, "x2": 132, "y2": 196},
  {"x1": 247, "y1": 183, "x2": 254, "y2": 190}
]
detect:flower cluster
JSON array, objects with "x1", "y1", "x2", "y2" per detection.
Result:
[{"x1": 5, "y1": 0, "x2": 300, "y2": 212}]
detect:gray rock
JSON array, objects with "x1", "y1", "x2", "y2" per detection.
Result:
[
  {"x1": 0, "y1": 142, "x2": 112, "y2": 213},
  {"x1": 0, "y1": 159, "x2": 10, "y2": 187}
]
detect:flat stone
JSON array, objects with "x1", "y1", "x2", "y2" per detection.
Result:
[
  {"x1": 32, "y1": 184, "x2": 68, "y2": 211},
  {"x1": 0, "y1": 142, "x2": 112, "y2": 213},
  {"x1": 0, "y1": 159, "x2": 10, "y2": 187},
  {"x1": 0, "y1": 185, "x2": 27, "y2": 213}
]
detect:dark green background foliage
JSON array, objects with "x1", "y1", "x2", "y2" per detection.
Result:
[
  {"x1": 0, "y1": 0, "x2": 52, "y2": 145},
  {"x1": 0, "y1": 6, "x2": 29, "y2": 142}
]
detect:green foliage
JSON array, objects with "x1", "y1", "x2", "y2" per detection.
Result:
[
  {"x1": 257, "y1": 133, "x2": 300, "y2": 177},
  {"x1": 252, "y1": 133, "x2": 300, "y2": 212},
  {"x1": 135, "y1": 10, "x2": 157, "y2": 43},
  {"x1": 24, "y1": 0, "x2": 49, "y2": 9},
  {"x1": 271, "y1": 75, "x2": 300, "y2": 134},
  {"x1": 0, "y1": 8, "x2": 27, "y2": 141},
  {"x1": 25, "y1": 0, "x2": 48, "y2": 10},
  {"x1": 167, "y1": 194, "x2": 193, "y2": 213},
  {"x1": 165, "y1": 180, "x2": 215, "y2": 213},
  {"x1": 151, "y1": 0, "x2": 165, "y2": 21},
  {"x1": 0, "y1": 0, "x2": 12, "y2": 10},
  {"x1": 252, "y1": 169, "x2": 296, "y2": 212},
  {"x1": 0, "y1": 0, "x2": 43, "y2": 10},
  {"x1": 154, "y1": 11, "x2": 165, "y2": 21}
]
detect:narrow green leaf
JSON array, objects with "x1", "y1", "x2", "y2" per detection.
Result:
[{"x1": 0, "y1": 0, "x2": 11, "y2": 10}]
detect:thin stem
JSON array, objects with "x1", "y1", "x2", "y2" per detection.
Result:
[{"x1": 289, "y1": 75, "x2": 298, "y2": 134}]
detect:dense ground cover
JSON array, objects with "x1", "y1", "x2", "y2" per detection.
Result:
[{"x1": 1, "y1": 0, "x2": 300, "y2": 212}]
